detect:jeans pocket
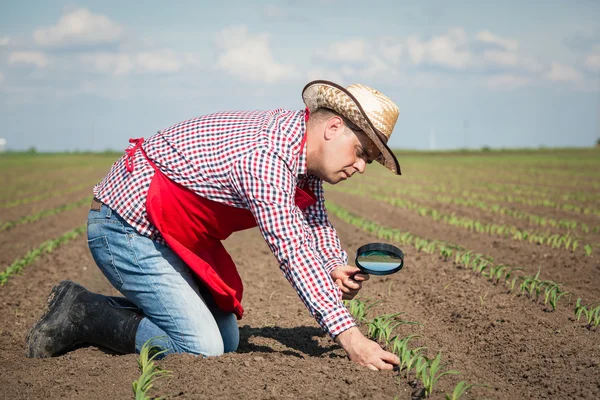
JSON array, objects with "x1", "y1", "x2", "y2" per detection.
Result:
[{"x1": 88, "y1": 235, "x2": 124, "y2": 290}]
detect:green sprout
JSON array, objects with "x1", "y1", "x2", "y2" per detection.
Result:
[
  {"x1": 132, "y1": 337, "x2": 172, "y2": 400},
  {"x1": 343, "y1": 298, "x2": 381, "y2": 324},
  {"x1": 574, "y1": 298, "x2": 600, "y2": 329},
  {"x1": 367, "y1": 312, "x2": 419, "y2": 345},
  {"x1": 445, "y1": 381, "x2": 489, "y2": 400},
  {"x1": 418, "y1": 352, "x2": 460, "y2": 397},
  {"x1": 440, "y1": 246, "x2": 454, "y2": 262}
]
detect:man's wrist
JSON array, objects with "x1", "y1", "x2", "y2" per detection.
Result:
[{"x1": 334, "y1": 326, "x2": 362, "y2": 349}]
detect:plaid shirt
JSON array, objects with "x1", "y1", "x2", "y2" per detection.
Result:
[{"x1": 93, "y1": 109, "x2": 355, "y2": 338}]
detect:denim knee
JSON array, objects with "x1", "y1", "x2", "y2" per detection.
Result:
[{"x1": 181, "y1": 335, "x2": 225, "y2": 357}]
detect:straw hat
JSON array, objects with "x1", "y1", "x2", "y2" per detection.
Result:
[{"x1": 302, "y1": 80, "x2": 401, "y2": 175}]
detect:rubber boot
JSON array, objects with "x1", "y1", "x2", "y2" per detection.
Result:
[{"x1": 26, "y1": 280, "x2": 144, "y2": 358}]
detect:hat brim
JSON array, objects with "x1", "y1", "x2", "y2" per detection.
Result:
[{"x1": 302, "y1": 80, "x2": 401, "y2": 175}]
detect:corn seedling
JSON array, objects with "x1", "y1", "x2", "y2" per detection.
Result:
[
  {"x1": 404, "y1": 348, "x2": 428, "y2": 379},
  {"x1": 519, "y1": 267, "x2": 542, "y2": 299},
  {"x1": 574, "y1": 298, "x2": 600, "y2": 329},
  {"x1": 543, "y1": 284, "x2": 569, "y2": 311},
  {"x1": 391, "y1": 334, "x2": 420, "y2": 365},
  {"x1": 367, "y1": 312, "x2": 419, "y2": 345},
  {"x1": 445, "y1": 381, "x2": 488, "y2": 400},
  {"x1": 487, "y1": 264, "x2": 506, "y2": 285},
  {"x1": 440, "y1": 246, "x2": 454, "y2": 261},
  {"x1": 584, "y1": 244, "x2": 593, "y2": 257},
  {"x1": 132, "y1": 337, "x2": 172, "y2": 400},
  {"x1": 419, "y1": 352, "x2": 460, "y2": 397},
  {"x1": 343, "y1": 298, "x2": 381, "y2": 324}
]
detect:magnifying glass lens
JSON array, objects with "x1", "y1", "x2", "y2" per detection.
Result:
[{"x1": 355, "y1": 243, "x2": 404, "y2": 276}]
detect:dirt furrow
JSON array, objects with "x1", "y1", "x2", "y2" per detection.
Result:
[
  {"x1": 0, "y1": 206, "x2": 89, "y2": 268},
  {"x1": 326, "y1": 190, "x2": 600, "y2": 304}
]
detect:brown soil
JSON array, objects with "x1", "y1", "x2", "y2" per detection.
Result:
[
  {"x1": 334, "y1": 180, "x2": 600, "y2": 246},
  {"x1": 327, "y1": 190, "x2": 600, "y2": 304},
  {"x1": 0, "y1": 206, "x2": 89, "y2": 267},
  {"x1": 0, "y1": 187, "x2": 94, "y2": 224},
  {"x1": 0, "y1": 198, "x2": 598, "y2": 399},
  {"x1": 0, "y1": 157, "x2": 598, "y2": 399},
  {"x1": 360, "y1": 174, "x2": 600, "y2": 225}
]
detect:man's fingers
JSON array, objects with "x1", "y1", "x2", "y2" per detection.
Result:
[
  {"x1": 353, "y1": 273, "x2": 370, "y2": 282},
  {"x1": 381, "y1": 351, "x2": 400, "y2": 365},
  {"x1": 336, "y1": 279, "x2": 351, "y2": 294},
  {"x1": 375, "y1": 360, "x2": 395, "y2": 371},
  {"x1": 343, "y1": 277, "x2": 362, "y2": 290}
]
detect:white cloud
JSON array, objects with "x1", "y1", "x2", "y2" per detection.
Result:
[
  {"x1": 135, "y1": 51, "x2": 181, "y2": 73},
  {"x1": 81, "y1": 53, "x2": 134, "y2": 76},
  {"x1": 9, "y1": 51, "x2": 49, "y2": 68},
  {"x1": 306, "y1": 68, "x2": 345, "y2": 85},
  {"x1": 80, "y1": 50, "x2": 186, "y2": 76},
  {"x1": 487, "y1": 74, "x2": 530, "y2": 90},
  {"x1": 483, "y1": 50, "x2": 519, "y2": 67},
  {"x1": 584, "y1": 46, "x2": 600, "y2": 71},
  {"x1": 0, "y1": 36, "x2": 8, "y2": 46},
  {"x1": 522, "y1": 57, "x2": 544, "y2": 73},
  {"x1": 476, "y1": 30, "x2": 519, "y2": 51},
  {"x1": 322, "y1": 39, "x2": 367, "y2": 63},
  {"x1": 33, "y1": 8, "x2": 123, "y2": 47},
  {"x1": 546, "y1": 62, "x2": 583, "y2": 83},
  {"x1": 406, "y1": 36, "x2": 426, "y2": 64},
  {"x1": 378, "y1": 40, "x2": 402, "y2": 64},
  {"x1": 406, "y1": 28, "x2": 472, "y2": 69},
  {"x1": 215, "y1": 25, "x2": 294, "y2": 84}
]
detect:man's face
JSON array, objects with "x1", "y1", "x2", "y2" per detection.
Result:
[{"x1": 318, "y1": 121, "x2": 380, "y2": 185}]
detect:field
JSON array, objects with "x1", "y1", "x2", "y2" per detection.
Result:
[{"x1": 0, "y1": 149, "x2": 599, "y2": 399}]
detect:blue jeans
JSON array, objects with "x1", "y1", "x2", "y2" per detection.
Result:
[{"x1": 86, "y1": 203, "x2": 239, "y2": 356}]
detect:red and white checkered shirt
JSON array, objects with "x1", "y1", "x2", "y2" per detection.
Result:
[{"x1": 93, "y1": 109, "x2": 355, "y2": 338}]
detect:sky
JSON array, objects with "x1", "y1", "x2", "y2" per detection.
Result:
[{"x1": 0, "y1": 0, "x2": 599, "y2": 152}]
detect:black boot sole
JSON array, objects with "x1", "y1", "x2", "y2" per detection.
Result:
[{"x1": 26, "y1": 280, "x2": 88, "y2": 358}]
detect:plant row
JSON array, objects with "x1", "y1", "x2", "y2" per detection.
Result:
[
  {"x1": 327, "y1": 201, "x2": 598, "y2": 330},
  {"x1": 0, "y1": 224, "x2": 86, "y2": 285},
  {"x1": 0, "y1": 171, "x2": 98, "y2": 201},
  {"x1": 344, "y1": 298, "x2": 486, "y2": 399},
  {"x1": 370, "y1": 162, "x2": 600, "y2": 193},
  {"x1": 329, "y1": 185, "x2": 595, "y2": 256},
  {"x1": 359, "y1": 178, "x2": 599, "y2": 235},
  {"x1": 0, "y1": 196, "x2": 92, "y2": 231},
  {"x1": 363, "y1": 172, "x2": 600, "y2": 219},
  {"x1": 0, "y1": 180, "x2": 97, "y2": 208}
]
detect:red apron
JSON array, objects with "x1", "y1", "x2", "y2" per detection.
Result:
[{"x1": 125, "y1": 123, "x2": 315, "y2": 320}]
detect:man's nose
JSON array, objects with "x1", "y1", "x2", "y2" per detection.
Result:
[{"x1": 355, "y1": 158, "x2": 366, "y2": 174}]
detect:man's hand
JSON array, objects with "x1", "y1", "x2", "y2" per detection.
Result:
[
  {"x1": 331, "y1": 265, "x2": 369, "y2": 300},
  {"x1": 335, "y1": 327, "x2": 399, "y2": 370}
]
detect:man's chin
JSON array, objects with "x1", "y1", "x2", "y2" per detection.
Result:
[{"x1": 325, "y1": 175, "x2": 345, "y2": 185}]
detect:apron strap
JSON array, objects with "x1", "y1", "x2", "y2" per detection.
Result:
[{"x1": 125, "y1": 137, "x2": 160, "y2": 173}]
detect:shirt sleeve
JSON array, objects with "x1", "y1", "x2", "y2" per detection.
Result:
[
  {"x1": 300, "y1": 176, "x2": 348, "y2": 275},
  {"x1": 229, "y1": 149, "x2": 356, "y2": 339}
]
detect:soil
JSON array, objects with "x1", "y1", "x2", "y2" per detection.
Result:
[{"x1": 0, "y1": 160, "x2": 599, "y2": 399}]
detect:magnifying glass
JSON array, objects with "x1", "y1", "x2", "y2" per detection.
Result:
[{"x1": 355, "y1": 243, "x2": 404, "y2": 276}]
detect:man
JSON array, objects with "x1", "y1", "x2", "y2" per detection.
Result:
[{"x1": 27, "y1": 80, "x2": 402, "y2": 371}]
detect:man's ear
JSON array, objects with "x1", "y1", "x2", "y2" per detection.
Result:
[{"x1": 324, "y1": 116, "x2": 345, "y2": 141}]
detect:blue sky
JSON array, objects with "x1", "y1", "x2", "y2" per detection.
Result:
[{"x1": 0, "y1": 0, "x2": 599, "y2": 151}]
